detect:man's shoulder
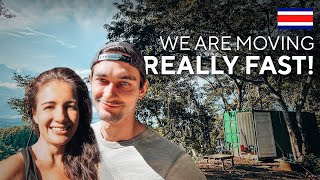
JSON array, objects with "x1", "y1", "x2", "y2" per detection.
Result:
[
  {"x1": 143, "y1": 130, "x2": 207, "y2": 179},
  {"x1": 135, "y1": 129, "x2": 205, "y2": 179},
  {"x1": 166, "y1": 153, "x2": 207, "y2": 180},
  {"x1": 134, "y1": 128, "x2": 186, "y2": 166},
  {"x1": 141, "y1": 128, "x2": 184, "y2": 153}
]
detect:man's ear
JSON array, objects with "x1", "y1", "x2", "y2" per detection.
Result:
[
  {"x1": 32, "y1": 108, "x2": 38, "y2": 124},
  {"x1": 138, "y1": 80, "x2": 149, "y2": 100}
]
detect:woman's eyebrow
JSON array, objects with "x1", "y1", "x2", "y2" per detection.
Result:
[
  {"x1": 41, "y1": 101, "x2": 56, "y2": 106},
  {"x1": 65, "y1": 100, "x2": 77, "y2": 104}
]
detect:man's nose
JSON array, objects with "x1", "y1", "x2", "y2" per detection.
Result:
[{"x1": 103, "y1": 83, "x2": 118, "y2": 98}]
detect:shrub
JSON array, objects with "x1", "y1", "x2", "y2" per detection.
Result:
[
  {"x1": 303, "y1": 153, "x2": 320, "y2": 175},
  {"x1": 0, "y1": 125, "x2": 37, "y2": 160}
]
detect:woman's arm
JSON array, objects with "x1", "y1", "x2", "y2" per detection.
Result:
[{"x1": 0, "y1": 153, "x2": 25, "y2": 180}]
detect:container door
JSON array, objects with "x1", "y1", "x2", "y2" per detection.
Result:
[
  {"x1": 237, "y1": 112, "x2": 256, "y2": 155},
  {"x1": 223, "y1": 112, "x2": 239, "y2": 156},
  {"x1": 253, "y1": 112, "x2": 277, "y2": 159}
]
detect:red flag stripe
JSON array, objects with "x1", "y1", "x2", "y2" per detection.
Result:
[{"x1": 278, "y1": 15, "x2": 313, "y2": 22}]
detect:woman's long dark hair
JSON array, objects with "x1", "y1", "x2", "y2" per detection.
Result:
[{"x1": 25, "y1": 67, "x2": 100, "y2": 180}]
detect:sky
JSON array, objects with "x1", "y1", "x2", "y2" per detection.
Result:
[
  {"x1": 0, "y1": 0, "x2": 120, "y2": 126},
  {"x1": 0, "y1": 0, "x2": 118, "y2": 74}
]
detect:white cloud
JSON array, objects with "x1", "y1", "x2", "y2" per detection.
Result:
[
  {"x1": 71, "y1": 1, "x2": 116, "y2": 31},
  {"x1": 55, "y1": 39, "x2": 77, "y2": 48},
  {"x1": 6, "y1": 32, "x2": 24, "y2": 38},
  {"x1": 0, "y1": 0, "x2": 120, "y2": 53},
  {"x1": 0, "y1": 82, "x2": 20, "y2": 89},
  {"x1": 1, "y1": 0, "x2": 117, "y2": 32},
  {"x1": 5, "y1": 26, "x2": 78, "y2": 48},
  {"x1": 75, "y1": 68, "x2": 91, "y2": 90},
  {"x1": 75, "y1": 68, "x2": 91, "y2": 79},
  {"x1": 0, "y1": 1, "x2": 80, "y2": 48},
  {"x1": 0, "y1": 3, "x2": 38, "y2": 31},
  {"x1": 21, "y1": 26, "x2": 77, "y2": 48},
  {"x1": 31, "y1": 54, "x2": 56, "y2": 59},
  {"x1": 16, "y1": 31, "x2": 38, "y2": 36},
  {"x1": 0, "y1": 0, "x2": 117, "y2": 72},
  {"x1": 22, "y1": 26, "x2": 55, "y2": 38},
  {"x1": 9, "y1": 115, "x2": 22, "y2": 119}
]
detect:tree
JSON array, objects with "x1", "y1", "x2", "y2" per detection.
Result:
[
  {"x1": 136, "y1": 74, "x2": 218, "y2": 155},
  {"x1": 7, "y1": 73, "x2": 34, "y2": 122},
  {"x1": 105, "y1": 0, "x2": 320, "y2": 161},
  {"x1": 0, "y1": 0, "x2": 15, "y2": 18}
]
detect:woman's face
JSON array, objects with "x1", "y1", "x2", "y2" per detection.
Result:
[{"x1": 32, "y1": 80, "x2": 79, "y2": 147}]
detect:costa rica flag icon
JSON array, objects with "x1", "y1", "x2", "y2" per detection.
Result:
[{"x1": 278, "y1": 8, "x2": 313, "y2": 30}]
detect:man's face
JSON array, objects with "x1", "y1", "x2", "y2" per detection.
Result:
[{"x1": 90, "y1": 57, "x2": 147, "y2": 123}]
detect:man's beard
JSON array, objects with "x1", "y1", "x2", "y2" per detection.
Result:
[
  {"x1": 98, "y1": 110, "x2": 124, "y2": 123},
  {"x1": 97, "y1": 106, "x2": 135, "y2": 124}
]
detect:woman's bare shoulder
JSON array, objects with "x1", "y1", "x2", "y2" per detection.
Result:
[{"x1": 0, "y1": 152, "x2": 25, "y2": 180}]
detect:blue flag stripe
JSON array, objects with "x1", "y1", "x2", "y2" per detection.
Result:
[
  {"x1": 278, "y1": 8, "x2": 313, "y2": 11},
  {"x1": 278, "y1": 26, "x2": 313, "y2": 30}
]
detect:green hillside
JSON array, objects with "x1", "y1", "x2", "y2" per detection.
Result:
[{"x1": 0, "y1": 125, "x2": 37, "y2": 160}]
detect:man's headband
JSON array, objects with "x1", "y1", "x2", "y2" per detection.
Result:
[
  {"x1": 91, "y1": 42, "x2": 147, "y2": 82},
  {"x1": 97, "y1": 54, "x2": 132, "y2": 63}
]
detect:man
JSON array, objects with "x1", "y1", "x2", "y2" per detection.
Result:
[{"x1": 90, "y1": 42, "x2": 206, "y2": 180}]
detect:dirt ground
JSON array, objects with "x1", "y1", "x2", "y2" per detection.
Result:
[{"x1": 198, "y1": 157, "x2": 319, "y2": 180}]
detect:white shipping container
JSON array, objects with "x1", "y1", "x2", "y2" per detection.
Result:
[{"x1": 234, "y1": 111, "x2": 277, "y2": 160}]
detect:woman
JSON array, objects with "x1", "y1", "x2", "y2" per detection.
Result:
[{"x1": 0, "y1": 67, "x2": 100, "y2": 180}]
